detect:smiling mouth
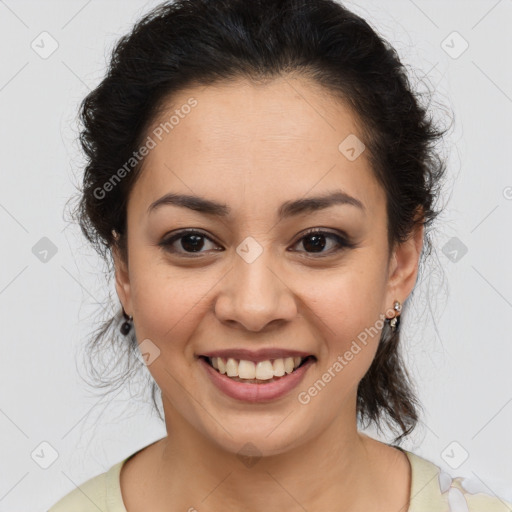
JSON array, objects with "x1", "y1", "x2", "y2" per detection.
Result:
[{"x1": 199, "y1": 355, "x2": 316, "y2": 383}]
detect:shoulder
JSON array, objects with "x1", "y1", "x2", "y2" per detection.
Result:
[
  {"x1": 47, "y1": 459, "x2": 126, "y2": 512},
  {"x1": 48, "y1": 439, "x2": 164, "y2": 511},
  {"x1": 404, "y1": 449, "x2": 512, "y2": 512}
]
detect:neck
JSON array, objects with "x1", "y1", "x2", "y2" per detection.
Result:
[{"x1": 151, "y1": 401, "x2": 385, "y2": 511}]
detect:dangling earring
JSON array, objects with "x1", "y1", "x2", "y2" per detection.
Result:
[
  {"x1": 389, "y1": 300, "x2": 402, "y2": 332},
  {"x1": 120, "y1": 309, "x2": 133, "y2": 335}
]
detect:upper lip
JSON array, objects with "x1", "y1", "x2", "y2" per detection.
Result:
[{"x1": 199, "y1": 348, "x2": 315, "y2": 362}]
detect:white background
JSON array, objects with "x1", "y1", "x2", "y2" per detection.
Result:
[{"x1": 0, "y1": 0, "x2": 511, "y2": 510}]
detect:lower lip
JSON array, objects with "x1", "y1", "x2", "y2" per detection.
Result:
[{"x1": 199, "y1": 357, "x2": 315, "y2": 403}]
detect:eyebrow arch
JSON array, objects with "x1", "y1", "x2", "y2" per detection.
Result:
[{"x1": 147, "y1": 190, "x2": 365, "y2": 219}]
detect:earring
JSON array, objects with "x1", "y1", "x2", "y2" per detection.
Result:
[
  {"x1": 389, "y1": 300, "x2": 402, "y2": 332},
  {"x1": 120, "y1": 309, "x2": 133, "y2": 335}
]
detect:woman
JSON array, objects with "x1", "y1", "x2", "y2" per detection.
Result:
[{"x1": 49, "y1": 0, "x2": 511, "y2": 510}]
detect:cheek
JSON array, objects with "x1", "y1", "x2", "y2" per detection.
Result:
[
  {"x1": 306, "y1": 259, "x2": 386, "y2": 326},
  {"x1": 128, "y1": 252, "x2": 215, "y2": 355},
  {"x1": 301, "y1": 266, "x2": 386, "y2": 375},
  {"x1": 128, "y1": 267, "x2": 214, "y2": 399}
]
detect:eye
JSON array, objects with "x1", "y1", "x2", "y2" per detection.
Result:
[
  {"x1": 290, "y1": 228, "x2": 355, "y2": 257},
  {"x1": 159, "y1": 228, "x2": 355, "y2": 258},
  {"x1": 159, "y1": 229, "x2": 222, "y2": 256}
]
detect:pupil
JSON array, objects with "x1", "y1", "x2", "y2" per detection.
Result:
[
  {"x1": 182, "y1": 234, "x2": 204, "y2": 252},
  {"x1": 303, "y1": 234, "x2": 325, "y2": 252}
]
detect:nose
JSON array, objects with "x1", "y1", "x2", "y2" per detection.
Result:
[{"x1": 214, "y1": 244, "x2": 298, "y2": 332}]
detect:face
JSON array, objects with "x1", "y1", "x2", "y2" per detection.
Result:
[{"x1": 113, "y1": 75, "x2": 423, "y2": 456}]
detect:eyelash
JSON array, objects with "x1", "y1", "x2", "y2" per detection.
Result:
[{"x1": 159, "y1": 228, "x2": 355, "y2": 258}]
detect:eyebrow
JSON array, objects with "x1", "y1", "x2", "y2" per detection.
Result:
[{"x1": 147, "y1": 190, "x2": 365, "y2": 220}]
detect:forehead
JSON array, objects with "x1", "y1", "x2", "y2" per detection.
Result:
[{"x1": 130, "y1": 76, "x2": 384, "y2": 219}]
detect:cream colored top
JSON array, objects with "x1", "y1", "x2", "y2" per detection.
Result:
[{"x1": 49, "y1": 446, "x2": 512, "y2": 511}]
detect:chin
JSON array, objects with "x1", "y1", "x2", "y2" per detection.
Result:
[{"x1": 201, "y1": 411, "x2": 315, "y2": 459}]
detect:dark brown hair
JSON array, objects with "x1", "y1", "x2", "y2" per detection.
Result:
[{"x1": 68, "y1": 0, "x2": 451, "y2": 444}]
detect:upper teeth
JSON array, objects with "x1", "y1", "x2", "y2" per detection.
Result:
[{"x1": 209, "y1": 356, "x2": 303, "y2": 380}]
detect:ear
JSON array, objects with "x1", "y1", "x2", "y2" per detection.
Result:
[
  {"x1": 385, "y1": 213, "x2": 424, "y2": 312},
  {"x1": 112, "y1": 240, "x2": 133, "y2": 317}
]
